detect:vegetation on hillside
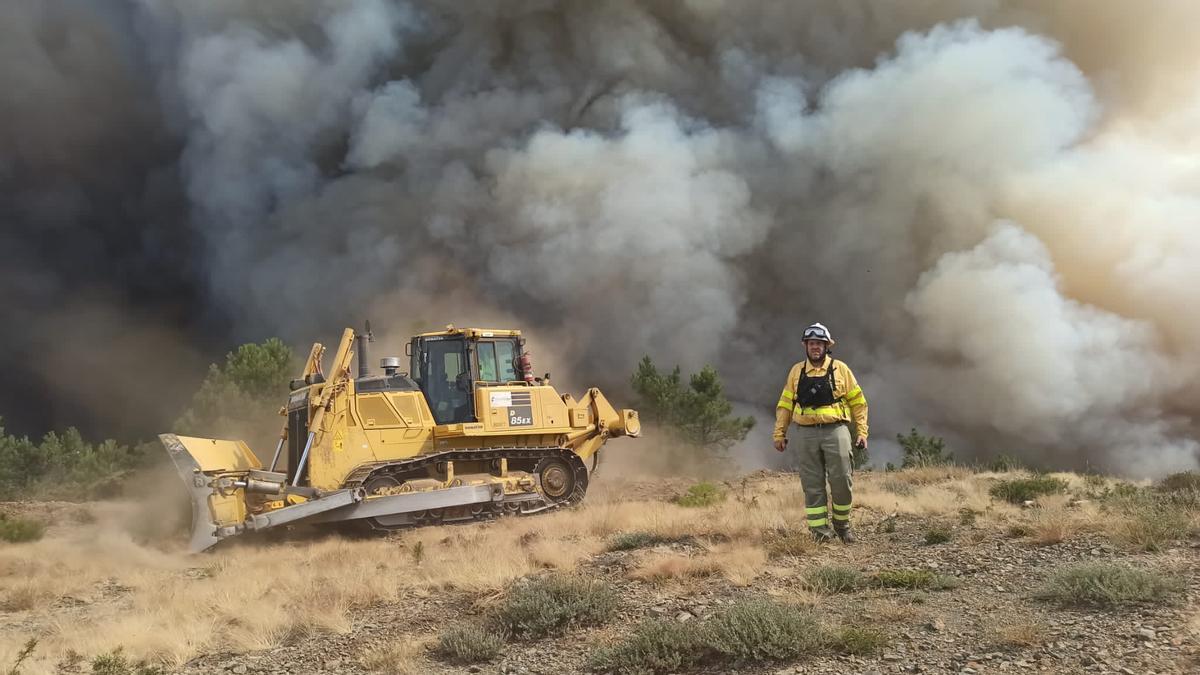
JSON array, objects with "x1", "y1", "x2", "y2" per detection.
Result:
[
  {"x1": 631, "y1": 356, "x2": 755, "y2": 468},
  {"x1": 0, "y1": 339, "x2": 297, "y2": 501}
]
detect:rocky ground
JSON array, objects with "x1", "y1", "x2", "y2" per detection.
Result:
[
  {"x1": 172, "y1": 477, "x2": 1198, "y2": 675},
  {"x1": 5, "y1": 470, "x2": 1199, "y2": 675}
]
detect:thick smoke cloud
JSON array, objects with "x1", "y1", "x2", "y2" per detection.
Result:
[{"x1": 3, "y1": 1, "x2": 1198, "y2": 476}]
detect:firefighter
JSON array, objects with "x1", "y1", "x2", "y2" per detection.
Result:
[{"x1": 773, "y1": 322, "x2": 869, "y2": 543}]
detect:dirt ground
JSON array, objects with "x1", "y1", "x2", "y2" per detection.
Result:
[{"x1": 1, "y1": 467, "x2": 1198, "y2": 674}]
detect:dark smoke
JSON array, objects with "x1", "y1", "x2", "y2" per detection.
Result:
[{"x1": 3, "y1": 1, "x2": 1198, "y2": 476}]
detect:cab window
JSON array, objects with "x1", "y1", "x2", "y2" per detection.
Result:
[
  {"x1": 495, "y1": 340, "x2": 517, "y2": 381},
  {"x1": 424, "y1": 338, "x2": 472, "y2": 424},
  {"x1": 476, "y1": 340, "x2": 518, "y2": 383},
  {"x1": 477, "y1": 342, "x2": 498, "y2": 382}
]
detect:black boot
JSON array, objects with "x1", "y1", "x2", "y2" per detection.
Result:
[{"x1": 834, "y1": 525, "x2": 856, "y2": 544}]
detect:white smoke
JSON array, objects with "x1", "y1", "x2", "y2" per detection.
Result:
[{"x1": 7, "y1": 1, "x2": 1198, "y2": 475}]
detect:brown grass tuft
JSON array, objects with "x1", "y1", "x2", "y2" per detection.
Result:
[
  {"x1": 1030, "y1": 513, "x2": 1074, "y2": 546},
  {"x1": 862, "y1": 598, "x2": 923, "y2": 624},
  {"x1": 765, "y1": 530, "x2": 817, "y2": 559},
  {"x1": 630, "y1": 553, "x2": 719, "y2": 583},
  {"x1": 988, "y1": 621, "x2": 1045, "y2": 648}
]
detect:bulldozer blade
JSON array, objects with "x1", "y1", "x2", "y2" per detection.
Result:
[{"x1": 161, "y1": 433, "x2": 263, "y2": 553}]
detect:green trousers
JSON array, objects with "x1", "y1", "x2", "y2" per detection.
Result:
[{"x1": 794, "y1": 422, "x2": 854, "y2": 530}]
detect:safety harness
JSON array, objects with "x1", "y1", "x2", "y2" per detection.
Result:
[{"x1": 794, "y1": 359, "x2": 849, "y2": 419}]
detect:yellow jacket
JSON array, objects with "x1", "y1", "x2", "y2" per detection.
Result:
[{"x1": 773, "y1": 356, "x2": 868, "y2": 440}]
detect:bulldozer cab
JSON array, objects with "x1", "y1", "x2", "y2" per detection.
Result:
[{"x1": 410, "y1": 329, "x2": 523, "y2": 425}]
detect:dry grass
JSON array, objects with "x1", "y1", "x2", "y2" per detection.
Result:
[
  {"x1": 360, "y1": 638, "x2": 432, "y2": 674},
  {"x1": 764, "y1": 530, "x2": 818, "y2": 559},
  {"x1": 1029, "y1": 505, "x2": 1081, "y2": 546},
  {"x1": 987, "y1": 621, "x2": 1046, "y2": 648},
  {"x1": 629, "y1": 542, "x2": 766, "y2": 586},
  {"x1": 0, "y1": 466, "x2": 1183, "y2": 673},
  {"x1": 856, "y1": 474, "x2": 1012, "y2": 520},
  {"x1": 883, "y1": 465, "x2": 975, "y2": 486},
  {"x1": 862, "y1": 598, "x2": 923, "y2": 624},
  {"x1": 0, "y1": 476, "x2": 828, "y2": 671},
  {"x1": 524, "y1": 536, "x2": 605, "y2": 570},
  {"x1": 1103, "y1": 495, "x2": 1196, "y2": 552}
]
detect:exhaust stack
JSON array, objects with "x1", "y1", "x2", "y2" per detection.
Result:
[{"x1": 356, "y1": 320, "x2": 373, "y2": 378}]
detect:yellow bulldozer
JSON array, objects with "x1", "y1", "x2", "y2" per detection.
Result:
[{"x1": 162, "y1": 324, "x2": 640, "y2": 552}]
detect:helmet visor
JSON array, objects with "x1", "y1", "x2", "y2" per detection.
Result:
[{"x1": 802, "y1": 326, "x2": 829, "y2": 341}]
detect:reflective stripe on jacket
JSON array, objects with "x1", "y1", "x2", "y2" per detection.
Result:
[{"x1": 773, "y1": 356, "x2": 869, "y2": 440}]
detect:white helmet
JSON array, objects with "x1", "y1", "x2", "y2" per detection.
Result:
[{"x1": 802, "y1": 322, "x2": 835, "y2": 346}]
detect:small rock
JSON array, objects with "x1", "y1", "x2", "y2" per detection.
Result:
[
  {"x1": 232, "y1": 666, "x2": 248, "y2": 675},
  {"x1": 676, "y1": 611, "x2": 694, "y2": 622},
  {"x1": 883, "y1": 653, "x2": 903, "y2": 662},
  {"x1": 927, "y1": 619, "x2": 946, "y2": 632},
  {"x1": 323, "y1": 659, "x2": 342, "y2": 670},
  {"x1": 468, "y1": 667, "x2": 480, "y2": 674},
  {"x1": 1136, "y1": 629, "x2": 1156, "y2": 642}
]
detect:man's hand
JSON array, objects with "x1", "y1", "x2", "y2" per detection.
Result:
[
  {"x1": 774, "y1": 439, "x2": 787, "y2": 453},
  {"x1": 855, "y1": 436, "x2": 868, "y2": 450}
]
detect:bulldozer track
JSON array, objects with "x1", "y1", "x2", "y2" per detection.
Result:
[{"x1": 341, "y1": 446, "x2": 588, "y2": 530}]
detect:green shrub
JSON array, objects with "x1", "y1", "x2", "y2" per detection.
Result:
[
  {"x1": 90, "y1": 648, "x2": 164, "y2": 675},
  {"x1": 0, "y1": 422, "x2": 154, "y2": 501},
  {"x1": 988, "y1": 454, "x2": 1022, "y2": 472},
  {"x1": 588, "y1": 619, "x2": 703, "y2": 674},
  {"x1": 607, "y1": 532, "x2": 681, "y2": 552},
  {"x1": 923, "y1": 525, "x2": 952, "y2": 545},
  {"x1": 1035, "y1": 563, "x2": 1185, "y2": 607},
  {"x1": 1107, "y1": 482, "x2": 1143, "y2": 500},
  {"x1": 590, "y1": 600, "x2": 872, "y2": 673},
  {"x1": 1155, "y1": 472, "x2": 1200, "y2": 509},
  {"x1": 0, "y1": 514, "x2": 45, "y2": 544},
  {"x1": 631, "y1": 357, "x2": 755, "y2": 467},
  {"x1": 835, "y1": 626, "x2": 888, "y2": 655},
  {"x1": 491, "y1": 575, "x2": 618, "y2": 639},
  {"x1": 872, "y1": 570, "x2": 959, "y2": 591},
  {"x1": 988, "y1": 476, "x2": 1068, "y2": 504},
  {"x1": 805, "y1": 565, "x2": 862, "y2": 594},
  {"x1": 674, "y1": 482, "x2": 725, "y2": 508},
  {"x1": 1158, "y1": 471, "x2": 1200, "y2": 493},
  {"x1": 433, "y1": 623, "x2": 504, "y2": 664},
  {"x1": 705, "y1": 600, "x2": 829, "y2": 663},
  {"x1": 173, "y1": 338, "x2": 298, "y2": 453},
  {"x1": 896, "y1": 428, "x2": 953, "y2": 467}
]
